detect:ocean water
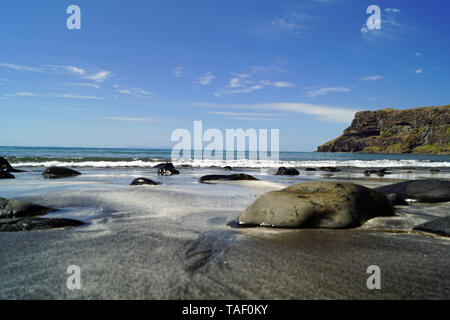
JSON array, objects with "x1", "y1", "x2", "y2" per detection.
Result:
[{"x1": 1, "y1": 146, "x2": 450, "y2": 168}]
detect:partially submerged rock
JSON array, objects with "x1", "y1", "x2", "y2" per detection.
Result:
[
  {"x1": 0, "y1": 217, "x2": 84, "y2": 232},
  {"x1": 224, "y1": 166, "x2": 233, "y2": 171},
  {"x1": 374, "y1": 179, "x2": 450, "y2": 203},
  {"x1": 320, "y1": 166, "x2": 341, "y2": 172},
  {"x1": 199, "y1": 174, "x2": 258, "y2": 183},
  {"x1": 43, "y1": 166, "x2": 81, "y2": 179},
  {"x1": 413, "y1": 217, "x2": 450, "y2": 237},
  {"x1": 130, "y1": 177, "x2": 159, "y2": 186},
  {"x1": 275, "y1": 167, "x2": 300, "y2": 176},
  {"x1": 157, "y1": 163, "x2": 180, "y2": 176},
  {"x1": 0, "y1": 197, "x2": 54, "y2": 218},
  {"x1": 153, "y1": 162, "x2": 175, "y2": 169},
  {"x1": 238, "y1": 182, "x2": 394, "y2": 228},
  {"x1": 0, "y1": 157, "x2": 25, "y2": 173},
  {"x1": 0, "y1": 170, "x2": 15, "y2": 179}
]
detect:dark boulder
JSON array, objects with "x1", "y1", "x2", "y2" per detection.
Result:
[
  {"x1": 0, "y1": 217, "x2": 84, "y2": 232},
  {"x1": 153, "y1": 162, "x2": 175, "y2": 169},
  {"x1": 224, "y1": 166, "x2": 233, "y2": 171},
  {"x1": 158, "y1": 167, "x2": 180, "y2": 176},
  {"x1": 430, "y1": 169, "x2": 441, "y2": 173},
  {"x1": 374, "y1": 179, "x2": 450, "y2": 203},
  {"x1": 0, "y1": 157, "x2": 26, "y2": 173},
  {"x1": 320, "y1": 166, "x2": 341, "y2": 172},
  {"x1": 199, "y1": 174, "x2": 258, "y2": 183},
  {"x1": 275, "y1": 167, "x2": 300, "y2": 176},
  {"x1": 0, "y1": 197, "x2": 55, "y2": 218},
  {"x1": 305, "y1": 168, "x2": 317, "y2": 171},
  {"x1": 386, "y1": 193, "x2": 409, "y2": 206},
  {"x1": 238, "y1": 182, "x2": 394, "y2": 229},
  {"x1": 130, "y1": 177, "x2": 159, "y2": 186},
  {"x1": 43, "y1": 167, "x2": 81, "y2": 179},
  {"x1": 0, "y1": 170, "x2": 15, "y2": 179},
  {"x1": 413, "y1": 217, "x2": 450, "y2": 237}
]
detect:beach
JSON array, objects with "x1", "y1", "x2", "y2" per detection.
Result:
[{"x1": 0, "y1": 147, "x2": 449, "y2": 299}]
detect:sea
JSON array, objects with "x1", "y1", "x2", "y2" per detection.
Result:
[{"x1": 1, "y1": 146, "x2": 450, "y2": 169}]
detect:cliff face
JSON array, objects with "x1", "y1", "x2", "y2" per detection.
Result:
[{"x1": 318, "y1": 106, "x2": 450, "y2": 154}]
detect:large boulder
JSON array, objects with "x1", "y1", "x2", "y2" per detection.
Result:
[
  {"x1": 0, "y1": 170, "x2": 15, "y2": 179},
  {"x1": 199, "y1": 174, "x2": 258, "y2": 183},
  {"x1": 130, "y1": 177, "x2": 159, "y2": 186},
  {"x1": 374, "y1": 179, "x2": 450, "y2": 203},
  {"x1": 0, "y1": 197, "x2": 54, "y2": 218},
  {"x1": 238, "y1": 182, "x2": 394, "y2": 228},
  {"x1": 43, "y1": 166, "x2": 81, "y2": 179},
  {"x1": 275, "y1": 167, "x2": 300, "y2": 176}
]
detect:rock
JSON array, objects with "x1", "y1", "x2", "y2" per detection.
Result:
[
  {"x1": 374, "y1": 179, "x2": 450, "y2": 203},
  {"x1": 364, "y1": 168, "x2": 392, "y2": 177},
  {"x1": 0, "y1": 157, "x2": 26, "y2": 173},
  {"x1": 275, "y1": 167, "x2": 300, "y2": 176},
  {"x1": 43, "y1": 166, "x2": 81, "y2": 179},
  {"x1": 386, "y1": 193, "x2": 409, "y2": 206},
  {"x1": 0, "y1": 170, "x2": 15, "y2": 179},
  {"x1": 320, "y1": 166, "x2": 341, "y2": 172},
  {"x1": 238, "y1": 182, "x2": 394, "y2": 228},
  {"x1": 318, "y1": 105, "x2": 450, "y2": 154},
  {"x1": 153, "y1": 162, "x2": 175, "y2": 169},
  {"x1": 305, "y1": 168, "x2": 317, "y2": 171},
  {"x1": 199, "y1": 174, "x2": 258, "y2": 183},
  {"x1": 224, "y1": 166, "x2": 233, "y2": 171},
  {"x1": 430, "y1": 169, "x2": 441, "y2": 173},
  {"x1": 130, "y1": 177, "x2": 159, "y2": 186},
  {"x1": 156, "y1": 163, "x2": 180, "y2": 176},
  {"x1": 0, "y1": 197, "x2": 54, "y2": 218},
  {"x1": 0, "y1": 217, "x2": 84, "y2": 232},
  {"x1": 413, "y1": 217, "x2": 450, "y2": 236}
]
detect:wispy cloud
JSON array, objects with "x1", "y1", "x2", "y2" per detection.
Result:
[
  {"x1": 63, "y1": 82, "x2": 101, "y2": 89},
  {"x1": 214, "y1": 67, "x2": 295, "y2": 97},
  {"x1": 196, "y1": 72, "x2": 215, "y2": 85},
  {"x1": 172, "y1": 66, "x2": 183, "y2": 77},
  {"x1": 102, "y1": 117, "x2": 159, "y2": 122},
  {"x1": 0, "y1": 62, "x2": 44, "y2": 73},
  {"x1": 385, "y1": 8, "x2": 401, "y2": 13},
  {"x1": 246, "y1": 12, "x2": 315, "y2": 39},
  {"x1": 360, "y1": 75, "x2": 384, "y2": 81},
  {"x1": 115, "y1": 87, "x2": 158, "y2": 99},
  {"x1": 361, "y1": 7, "x2": 408, "y2": 41},
  {"x1": 86, "y1": 71, "x2": 112, "y2": 83},
  {"x1": 65, "y1": 66, "x2": 86, "y2": 75},
  {"x1": 304, "y1": 86, "x2": 350, "y2": 97},
  {"x1": 415, "y1": 52, "x2": 422, "y2": 56},
  {"x1": 4, "y1": 92, "x2": 104, "y2": 100},
  {"x1": 196, "y1": 102, "x2": 356, "y2": 123},
  {"x1": 415, "y1": 68, "x2": 423, "y2": 74}
]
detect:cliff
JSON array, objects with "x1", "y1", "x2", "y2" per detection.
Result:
[{"x1": 317, "y1": 105, "x2": 450, "y2": 154}]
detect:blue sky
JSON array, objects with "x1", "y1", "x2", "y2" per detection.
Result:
[{"x1": 0, "y1": 0, "x2": 449, "y2": 151}]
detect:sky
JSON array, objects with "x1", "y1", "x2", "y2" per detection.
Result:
[{"x1": 0, "y1": 0, "x2": 449, "y2": 151}]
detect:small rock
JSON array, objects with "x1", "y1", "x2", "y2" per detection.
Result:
[
  {"x1": 413, "y1": 217, "x2": 450, "y2": 237},
  {"x1": 0, "y1": 157, "x2": 25, "y2": 173},
  {"x1": 153, "y1": 162, "x2": 175, "y2": 169},
  {"x1": 430, "y1": 169, "x2": 440, "y2": 173},
  {"x1": 43, "y1": 167, "x2": 81, "y2": 179},
  {"x1": 305, "y1": 168, "x2": 317, "y2": 171},
  {"x1": 386, "y1": 193, "x2": 409, "y2": 206},
  {"x1": 224, "y1": 166, "x2": 233, "y2": 171},
  {"x1": 0, "y1": 197, "x2": 55, "y2": 218},
  {"x1": 275, "y1": 167, "x2": 300, "y2": 176},
  {"x1": 0, "y1": 170, "x2": 15, "y2": 179},
  {"x1": 199, "y1": 174, "x2": 258, "y2": 183},
  {"x1": 0, "y1": 217, "x2": 84, "y2": 232},
  {"x1": 320, "y1": 166, "x2": 341, "y2": 172},
  {"x1": 130, "y1": 177, "x2": 159, "y2": 186}
]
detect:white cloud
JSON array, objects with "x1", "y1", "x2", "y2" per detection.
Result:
[
  {"x1": 103, "y1": 117, "x2": 159, "y2": 122},
  {"x1": 0, "y1": 62, "x2": 44, "y2": 73},
  {"x1": 196, "y1": 72, "x2": 215, "y2": 85},
  {"x1": 415, "y1": 68, "x2": 423, "y2": 74},
  {"x1": 385, "y1": 8, "x2": 401, "y2": 13},
  {"x1": 86, "y1": 71, "x2": 112, "y2": 83},
  {"x1": 415, "y1": 52, "x2": 422, "y2": 56},
  {"x1": 360, "y1": 75, "x2": 384, "y2": 81},
  {"x1": 63, "y1": 82, "x2": 101, "y2": 89},
  {"x1": 196, "y1": 102, "x2": 356, "y2": 123},
  {"x1": 172, "y1": 66, "x2": 183, "y2": 77},
  {"x1": 115, "y1": 87, "x2": 157, "y2": 99},
  {"x1": 304, "y1": 86, "x2": 350, "y2": 97},
  {"x1": 4, "y1": 91, "x2": 103, "y2": 100},
  {"x1": 65, "y1": 66, "x2": 86, "y2": 75}
]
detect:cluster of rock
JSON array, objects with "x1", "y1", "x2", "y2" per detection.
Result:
[
  {"x1": 318, "y1": 106, "x2": 450, "y2": 154},
  {"x1": 0, "y1": 157, "x2": 26, "y2": 179}
]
